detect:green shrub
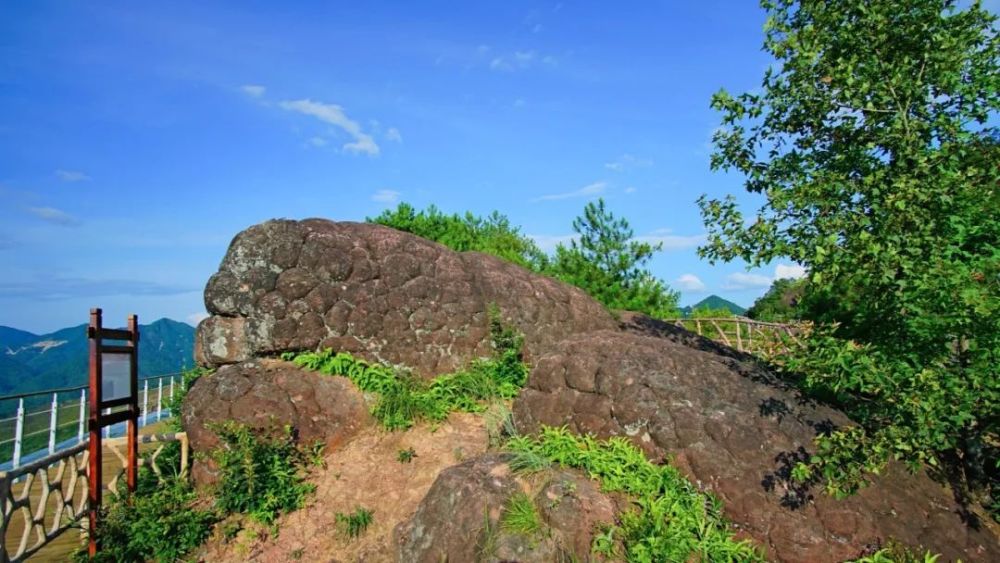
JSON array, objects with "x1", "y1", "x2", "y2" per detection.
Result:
[
  {"x1": 369, "y1": 202, "x2": 548, "y2": 270},
  {"x1": 335, "y1": 507, "x2": 374, "y2": 538},
  {"x1": 211, "y1": 421, "x2": 315, "y2": 525},
  {"x1": 506, "y1": 426, "x2": 763, "y2": 562},
  {"x1": 74, "y1": 477, "x2": 216, "y2": 563}
]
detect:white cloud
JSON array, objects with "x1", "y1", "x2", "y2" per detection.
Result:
[
  {"x1": 385, "y1": 127, "x2": 403, "y2": 142},
  {"x1": 534, "y1": 181, "x2": 606, "y2": 202},
  {"x1": 240, "y1": 84, "x2": 266, "y2": 98},
  {"x1": 775, "y1": 263, "x2": 807, "y2": 280},
  {"x1": 489, "y1": 49, "x2": 552, "y2": 72},
  {"x1": 604, "y1": 154, "x2": 653, "y2": 172},
  {"x1": 676, "y1": 274, "x2": 707, "y2": 293},
  {"x1": 307, "y1": 136, "x2": 327, "y2": 147},
  {"x1": 27, "y1": 206, "x2": 81, "y2": 227},
  {"x1": 633, "y1": 232, "x2": 706, "y2": 250},
  {"x1": 722, "y1": 272, "x2": 773, "y2": 290},
  {"x1": 372, "y1": 189, "x2": 401, "y2": 204},
  {"x1": 55, "y1": 169, "x2": 90, "y2": 182},
  {"x1": 529, "y1": 234, "x2": 576, "y2": 252},
  {"x1": 278, "y1": 99, "x2": 380, "y2": 156},
  {"x1": 186, "y1": 312, "x2": 209, "y2": 326}
]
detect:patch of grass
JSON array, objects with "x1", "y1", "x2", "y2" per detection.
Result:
[
  {"x1": 288, "y1": 307, "x2": 529, "y2": 431},
  {"x1": 501, "y1": 492, "x2": 542, "y2": 536},
  {"x1": 476, "y1": 508, "x2": 500, "y2": 560},
  {"x1": 211, "y1": 421, "x2": 316, "y2": 525},
  {"x1": 506, "y1": 426, "x2": 764, "y2": 562},
  {"x1": 335, "y1": 507, "x2": 374, "y2": 539},
  {"x1": 397, "y1": 447, "x2": 417, "y2": 463}
]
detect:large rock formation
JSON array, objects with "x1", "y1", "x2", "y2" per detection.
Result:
[
  {"x1": 195, "y1": 219, "x2": 616, "y2": 377},
  {"x1": 187, "y1": 220, "x2": 999, "y2": 561},
  {"x1": 512, "y1": 322, "x2": 1000, "y2": 562},
  {"x1": 181, "y1": 359, "x2": 372, "y2": 484}
]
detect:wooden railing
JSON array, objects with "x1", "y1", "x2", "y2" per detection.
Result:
[
  {"x1": 0, "y1": 432, "x2": 188, "y2": 562},
  {"x1": 663, "y1": 317, "x2": 802, "y2": 357}
]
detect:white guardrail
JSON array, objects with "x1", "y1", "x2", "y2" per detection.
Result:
[{"x1": 0, "y1": 373, "x2": 182, "y2": 472}]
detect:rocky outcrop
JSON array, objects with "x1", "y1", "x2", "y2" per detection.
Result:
[
  {"x1": 394, "y1": 453, "x2": 617, "y2": 562},
  {"x1": 181, "y1": 359, "x2": 372, "y2": 484},
  {"x1": 512, "y1": 327, "x2": 1000, "y2": 562},
  {"x1": 195, "y1": 219, "x2": 616, "y2": 377}
]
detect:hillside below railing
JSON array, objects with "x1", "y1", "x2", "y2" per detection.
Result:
[
  {"x1": 662, "y1": 317, "x2": 802, "y2": 357},
  {"x1": 0, "y1": 373, "x2": 183, "y2": 472}
]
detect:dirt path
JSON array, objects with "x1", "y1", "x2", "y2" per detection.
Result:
[{"x1": 198, "y1": 412, "x2": 489, "y2": 562}]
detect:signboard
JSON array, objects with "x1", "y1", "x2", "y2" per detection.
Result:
[
  {"x1": 101, "y1": 353, "x2": 132, "y2": 402},
  {"x1": 87, "y1": 308, "x2": 139, "y2": 557}
]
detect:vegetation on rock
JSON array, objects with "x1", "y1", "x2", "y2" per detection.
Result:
[
  {"x1": 285, "y1": 307, "x2": 529, "y2": 430},
  {"x1": 700, "y1": 0, "x2": 1000, "y2": 508},
  {"x1": 506, "y1": 426, "x2": 763, "y2": 562}
]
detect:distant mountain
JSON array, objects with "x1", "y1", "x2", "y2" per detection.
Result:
[
  {"x1": 0, "y1": 318, "x2": 195, "y2": 397},
  {"x1": 681, "y1": 295, "x2": 748, "y2": 317}
]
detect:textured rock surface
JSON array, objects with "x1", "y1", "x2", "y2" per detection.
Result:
[
  {"x1": 195, "y1": 219, "x2": 616, "y2": 377},
  {"x1": 512, "y1": 327, "x2": 1000, "y2": 562},
  {"x1": 181, "y1": 359, "x2": 372, "y2": 484},
  {"x1": 394, "y1": 453, "x2": 617, "y2": 562}
]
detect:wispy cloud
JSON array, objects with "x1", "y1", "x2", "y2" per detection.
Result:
[
  {"x1": 27, "y1": 206, "x2": 81, "y2": 227},
  {"x1": 372, "y1": 189, "x2": 401, "y2": 204},
  {"x1": 604, "y1": 154, "x2": 653, "y2": 172},
  {"x1": 528, "y1": 234, "x2": 576, "y2": 252},
  {"x1": 723, "y1": 263, "x2": 807, "y2": 291},
  {"x1": 633, "y1": 229, "x2": 706, "y2": 250},
  {"x1": 0, "y1": 277, "x2": 196, "y2": 301},
  {"x1": 624, "y1": 186, "x2": 637, "y2": 194},
  {"x1": 385, "y1": 127, "x2": 403, "y2": 143},
  {"x1": 240, "y1": 84, "x2": 266, "y2": 98},
  {"x1": 722, "y1": 272, "x2": 773, "y2": 290},
  {"x1": 55, "y1": 169, "x2": 90, "y2": 182},
  {"x1": 675, "y1": 274, "x2": 707, "y2": 293},
  {"x1": 775, "y1": 263, "x2": 807, "y2": 280},
  {"x1": 279, "y1": 99, "x2": 380, "y2": 156},
  {"x1": 489, "y1": 50, "x2": 556, "y2": 72},
  {"x1": 533, "y1": 181, "x2": 606, "y2": 202}
]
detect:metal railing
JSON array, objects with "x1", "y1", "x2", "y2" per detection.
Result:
[
  {"x1": 0, "y1": 373, "x2": 183, "y2": 472},
  {"x1": 663, "y1": 317, "x2": 802, "y2": 357},
  {"x1": 0, "y1": 432, "x2": 189, "y2": 562}
]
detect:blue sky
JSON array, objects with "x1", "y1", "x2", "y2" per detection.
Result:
[{"x1": 0, "y1": 1, "x2": 901, "y2": 332}]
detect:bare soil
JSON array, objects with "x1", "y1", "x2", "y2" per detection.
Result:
[{"x1": 196, "y1": 412, "x2": 489, "y2": 562}]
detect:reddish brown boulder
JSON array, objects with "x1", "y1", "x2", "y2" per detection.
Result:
[
  {"x1": 394, "y1": 453, "x2": 617, "y2": 562},
  {"x1": 512, "y1": 327, "x2": 1000, "y2": 562},
  {"x1": 195, "y1": 219, "x2": 616, "y2": 377},
  {"x1": 181, "y1": 359, "x2": 372, "y2": 484}
]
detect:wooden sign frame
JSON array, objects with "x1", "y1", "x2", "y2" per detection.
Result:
[{"x1": 86, "y1": 308, "x2": 139, "y2": 557}]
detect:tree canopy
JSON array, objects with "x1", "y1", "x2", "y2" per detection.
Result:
[{"x1": 701, "y1": 0, "x2": 999, "y2": 502}]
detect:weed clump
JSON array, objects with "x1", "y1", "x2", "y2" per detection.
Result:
[
  {"x1": 397, "y1": 447, "x2": 417, "y2": 463},
  {"x1": 211, "y1": 421, "x2": 316, "y2": 525},
  {"x1": 506, "y1": 426, "x2": 764, "y2": 562},
  {"x1": 335, "y1": 507, "x2": 374, "y2": 539},
  {"x1": 501, "y1": 492, "x2": 542, "y2": 536}
]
